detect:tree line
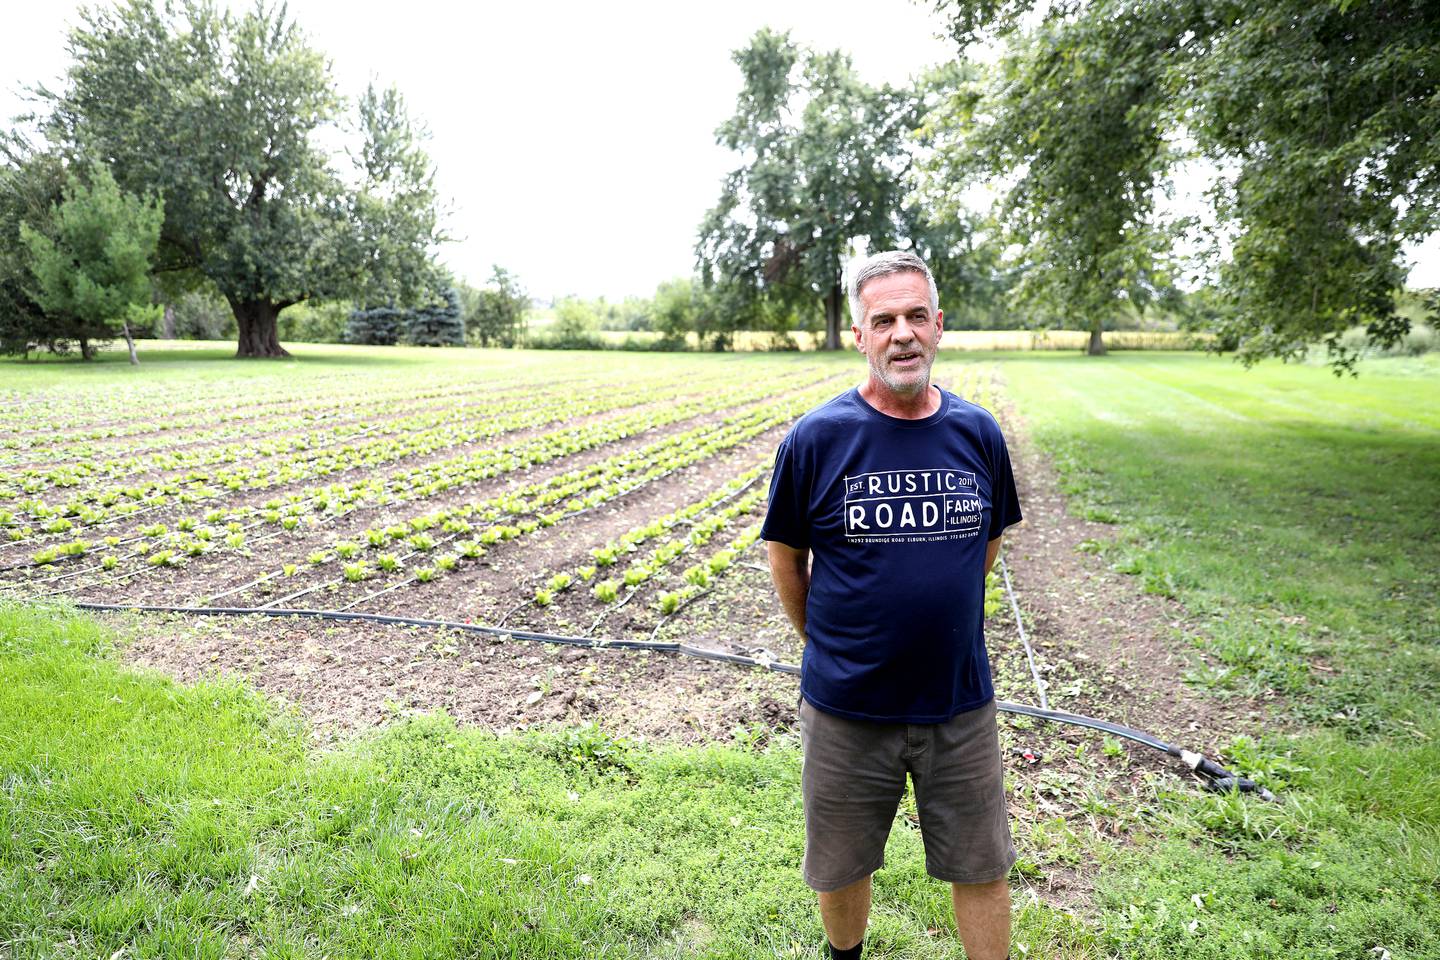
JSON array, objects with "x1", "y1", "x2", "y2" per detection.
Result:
[
  {"x1": 2, "y1": 0, "x2": 1436, "y2": 369},
  {"x1": 698, "y1": 1, "x2": 1439, "y2": 370},
  {"x1": 1, "y1": 1, "x2": 444, "y2": 361}
]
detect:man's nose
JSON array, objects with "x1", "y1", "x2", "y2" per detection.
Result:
[{"x1": 893, "y1": 317, "x2": 915, "y2": 342}]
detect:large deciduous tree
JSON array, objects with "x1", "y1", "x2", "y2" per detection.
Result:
[
  {"x1": 19, "y1": 161, "x2": 163, "y2": 364},
  {"x1": 698, "y1": 29, "x2": 923, "y2": 349},
  {"x1": 924, "y1": 11, "x2": 1180, "y2": 354},
  {"x1": 467, "y1": 267, "x2": 529, "y2": 349},
  {"x1": 927, "y1": 0, "x2": 1440, "y2": 369},
  {"x1": 36, "y1": 0, "x2": 443, "y2": 358},
  {"x1": 1179, "y1": 0, "x2": 1440, "y2": 368}
]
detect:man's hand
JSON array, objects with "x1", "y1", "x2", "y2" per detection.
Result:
[
  {"x1": 766, "y1": 540, "x2": 811, "y2": 643},
  {"x1": 984, "y1": 535, "x2": 1003, "y2": 577}
]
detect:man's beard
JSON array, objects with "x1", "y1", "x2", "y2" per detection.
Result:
[{"x1": 867, "y1": 348, "x2": 934, "y2": 397}]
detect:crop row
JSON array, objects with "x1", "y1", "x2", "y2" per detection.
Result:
[
  {"x1": 0, "y1": 364, "x2": 754, "y2": 513},
  {"x1": 25, "y1": 376, "x2": 838, "y2": 594},
  {"x1": 647, "y1": 520, "x2": 764, "y2": 633},
  {"x1": 226, "y1": 383, "x2": 826, "y2": 608},
  {"x1": 520, "y1": 463, "x2": 769, "y2": 613},
  {"x1": 561, "y1": 487, "x2": 767, "y2": 620},
  {"x1": 3, "y1": 366, "x2": 836, "y2": 550}
]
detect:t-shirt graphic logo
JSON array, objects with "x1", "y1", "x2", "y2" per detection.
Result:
[{"x1": 842, "y1": 468, "x2": 983, "y2": 542}]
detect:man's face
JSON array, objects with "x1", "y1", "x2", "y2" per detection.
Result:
[{"x1": 852, "y1": 271, "x2": 943, "y2": 397}]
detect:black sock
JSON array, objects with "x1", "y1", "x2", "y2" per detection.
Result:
[{"x1": 829, "y1": 942, "x2": 862, "y2": 960}]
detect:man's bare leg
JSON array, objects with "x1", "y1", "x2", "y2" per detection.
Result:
[
  {"x1": 951, "y1": 877, "x2": 1010, "y2": 960},
  {"x1": 818, "y1": 874, "x2": 871, "y2": 951}
]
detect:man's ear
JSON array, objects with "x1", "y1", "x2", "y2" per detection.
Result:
[{"x1": 851, "y1": 322, "x2": 863, "y2": 352}]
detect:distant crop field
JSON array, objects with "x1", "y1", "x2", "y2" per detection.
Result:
[
  {"x1": 0, "y1": 349, "x2": 835, "y2": 639},
  {"x1": 594, "y1": 328, "x2": 1198, "y2": 351}
]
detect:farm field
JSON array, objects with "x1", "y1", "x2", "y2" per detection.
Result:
[
  {"x1": 3, "y1": 345, "x2": 1083, "y2": 741},
  {"x1": 2, "y1": 344, "x2": 1438, "y2": 959}
]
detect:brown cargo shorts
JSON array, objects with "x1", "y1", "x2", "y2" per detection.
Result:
[{"x1": 798, "y1": 696, "x2": 1016, "y2": 892}]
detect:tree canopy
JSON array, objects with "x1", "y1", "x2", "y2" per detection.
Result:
[
  {"x1": 0, "y1": 144, "x2": 67, "y2": 358},
  {"x1": 697, "y1": 29, "x2": 924, "y2": 349},
  {"x1": 467, "y1": 267, "x2": 529, "y2": 349},
  {"x1": 926, "y1": 0, "x2": 1440, "y2": 369},
  {"x1": 32, "y1": 0, "x2": 445, "y2": 357}
]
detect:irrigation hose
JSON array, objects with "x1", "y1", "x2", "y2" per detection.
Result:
[{"x1": 72, "y1": 601, "x2": 1277, "y2": 801}]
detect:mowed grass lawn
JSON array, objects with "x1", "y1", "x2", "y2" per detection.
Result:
[
  {"x1": 2, "y1": 346, "x2": 1438, "y2": 958},
  {"x1": 997, "y1": 351, "x2": 1440, "y2": 959}
]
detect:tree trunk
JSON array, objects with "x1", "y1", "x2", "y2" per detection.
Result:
[
  {"x1": 121, "y1": 318, "x2": 139, "y2": 365},
  {"x1": 79, "y1": 336, "x2": 93, "y2": 361},
  {"x1": 233, "y1": 300, "x2": 290, "y2": 358},
  {"x1": 1086, "y1": 320, "x2": 1107, "y2": 356},
  {"x1": 162, "y1": 303, "x2": 176, "y2": 339},
  {"x1": 823, "y1": 283, "x2": 844, "y2": 351}
]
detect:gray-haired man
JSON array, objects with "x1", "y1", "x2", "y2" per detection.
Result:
[{"x1": 763, "y1": 250, "x2": 1020, "y2": 960}]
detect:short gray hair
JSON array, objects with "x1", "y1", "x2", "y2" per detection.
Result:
[{"x1": 846, "y1": 250, "x2": 939, "y2": 325}]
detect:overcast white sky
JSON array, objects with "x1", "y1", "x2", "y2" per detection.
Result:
[{"x1": 5, "y1": 0, "x2": 1437, "y2": 300}]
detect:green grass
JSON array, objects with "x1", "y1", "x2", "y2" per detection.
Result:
[
  {"x1": 0, "y1": 602, "x2": 1091, "y2": 959},
  {"x1": 993, "y1": 351, "x2": 1440, "y2": 959}
]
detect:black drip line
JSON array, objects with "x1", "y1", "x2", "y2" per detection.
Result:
[{"x1": 74, "y1": 599, "x2": 1275, "y2": 801}]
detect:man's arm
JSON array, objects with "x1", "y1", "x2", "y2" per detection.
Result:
[
  {"x1": 766, "y1": 540, "x2": 811, "y2": 643},
  {"x1": 984, "y1": 535, "x2": 1003, "y2": 577}
]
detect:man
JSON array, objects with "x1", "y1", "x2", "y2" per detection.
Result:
[{"x1": 762, "y1": 250, "x2": 1021, "y2": 960}]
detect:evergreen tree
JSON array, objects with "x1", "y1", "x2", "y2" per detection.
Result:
[
  {"x1": 407, "y1": 288, "x2": 464, "y2": 346},
  {"x1": 19, "y1": 161, "x2": 163, "y2": 364},
  {"x1": 0, "y1": 143, "x2": 65, "y2": 358},
  {"x1": 343, "y1": 306, "x2": 407, "y2": 346}
]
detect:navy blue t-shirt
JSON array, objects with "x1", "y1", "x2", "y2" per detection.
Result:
[{"x1": 761, "y1": 386, "x2": 1022, "y2": 723}]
